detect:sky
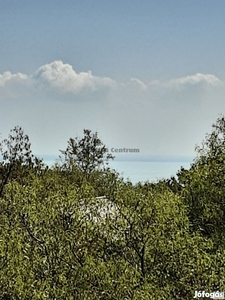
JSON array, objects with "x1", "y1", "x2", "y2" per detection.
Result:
[{"x1": 1, "y1": 0, "x2": 225, "y2": 165}]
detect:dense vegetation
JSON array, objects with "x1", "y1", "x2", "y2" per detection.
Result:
[{"x1": 0, "y1": 118, "x2": 225, "y2": 299}]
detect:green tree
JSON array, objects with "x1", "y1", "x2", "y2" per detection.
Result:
[
  {"x1": 60, "y1": 129, "x2": 114, "y2": 178},
  {"x1": 0, "y1": 126, "x2": 44, "y2": 197},
  {"x1": 177, "y1": 116, "x2": 225, "y2": 243},
  {"x1": 1, "y1": 124, "x2": 225, "y2": 299}
]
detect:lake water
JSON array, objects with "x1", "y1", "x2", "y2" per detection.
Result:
[
  {"x1": 43, "y1": 155, "x2": 193, "y2": 184},
  {"x1": 108, "y1": 161, "x2": 192, "y2": 184}
]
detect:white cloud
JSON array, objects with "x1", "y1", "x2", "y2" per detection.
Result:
[
  {"x1": 0, "y1": 62, "x2": 223, "y2": 99},
  {"x1": 32, "y1": 60, "x2": 116, "y2": 93},
  {"x1": 129, "y1": 78, "x2": 147, "y2": 90},
  {"x1": 1, "y1": 61, "x2": 225, "y2": 161},
  {"x1": 166, "y1": 73, "x2": 221, "y2": 88},
  {"x1": 0, "y1": 71, "x2": 28, "y2": 87}
]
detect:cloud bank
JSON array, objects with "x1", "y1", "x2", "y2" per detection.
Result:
[
  {"x1": 0, "y1": 60, "x2": 223, "y2": 96},
  {"x1": 0, "y1": 71, "x2": 29, "y2": 87},
  {"x1": 0, "y1": 60, "x2": 225, "y2": 159}
]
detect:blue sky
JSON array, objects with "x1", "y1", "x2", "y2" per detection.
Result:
[
  {"x1": 1, "y1": 1, "x2": 225, "y2": 162},
  {"x1": 2, "y1": 1, "x2": 225, "y2": 79}
]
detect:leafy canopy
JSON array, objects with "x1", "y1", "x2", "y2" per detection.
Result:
[{"x1": 60, "y1": 129, "x2": 114, "y2": 177}]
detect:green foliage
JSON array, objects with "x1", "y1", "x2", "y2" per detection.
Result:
[
  {"x1": 177, "y1": 116, "x2": 225, "y2": 243},
  {"x1": 0, "y1": 122, "x2": 225, "y2": 299},
  {"x1": 0, "y1": 126, "x2": 45, "y2": 198},
  {"x1": 59, "y1": 129, "x2": 114, "y2": 179}
]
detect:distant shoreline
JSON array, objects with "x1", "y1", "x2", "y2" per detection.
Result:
[{"x1": 38, "y1": 154, "x2": 194, "y2": 165}]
